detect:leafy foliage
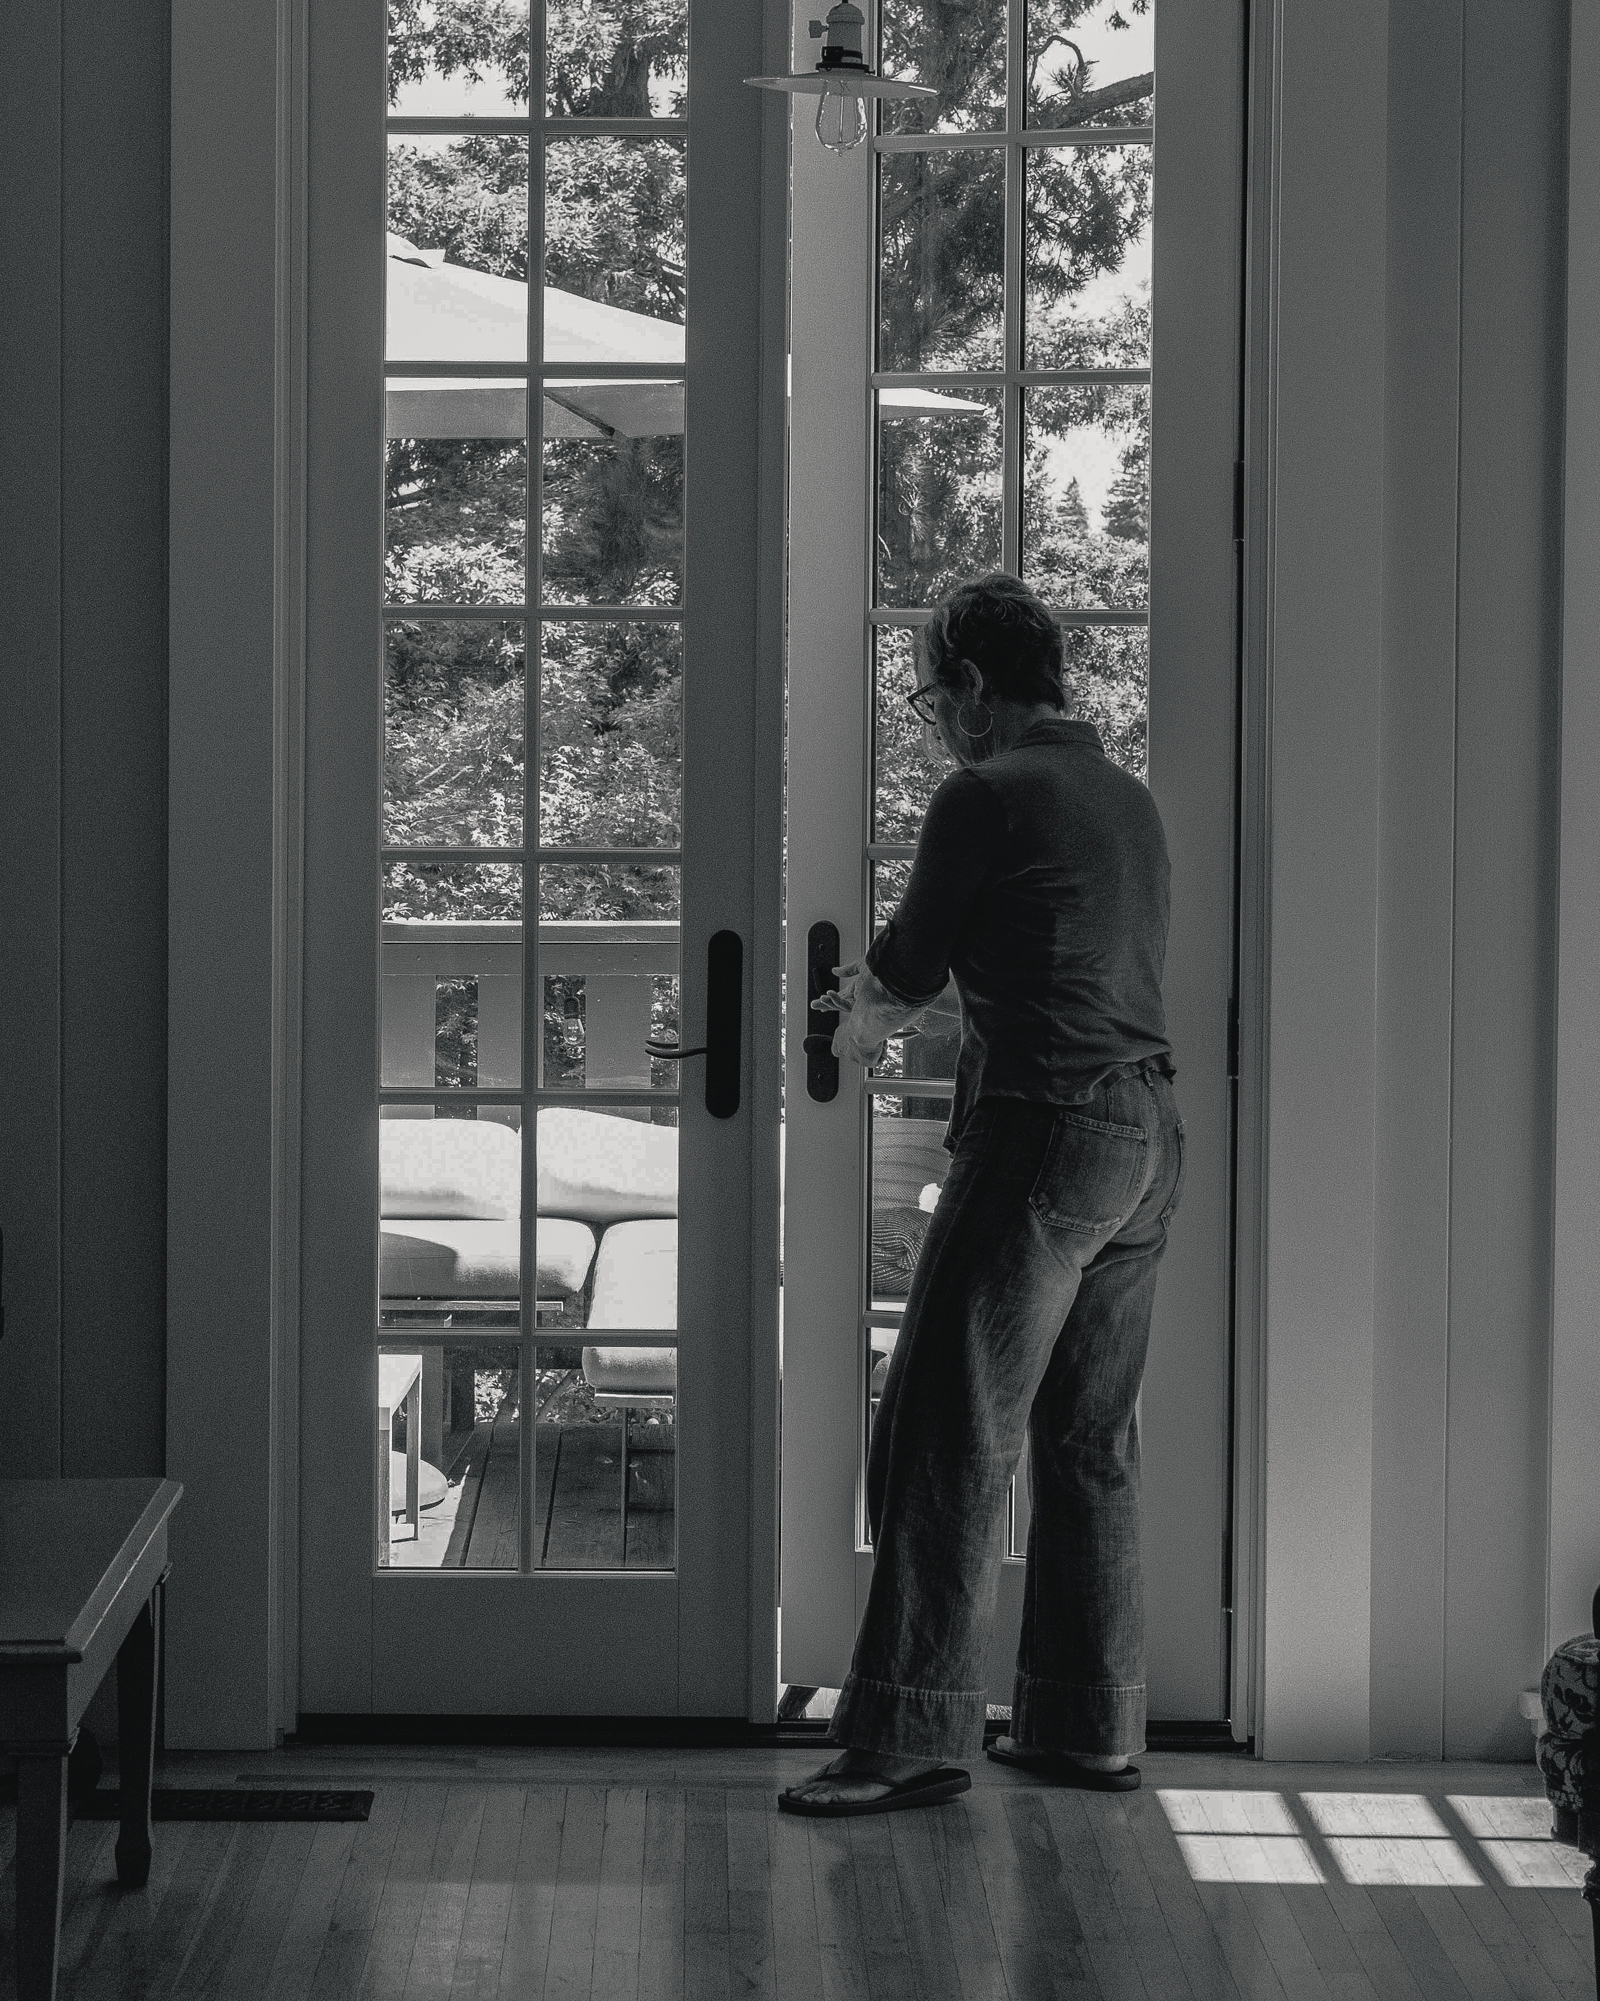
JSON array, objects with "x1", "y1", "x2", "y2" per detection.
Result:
[{"x1": 382, "y1": 0, "x2": 1155, "y2": 998}]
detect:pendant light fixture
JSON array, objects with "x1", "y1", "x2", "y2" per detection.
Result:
[{"x1": 746, "y1": 1, "x2": 936, "y2": 153}]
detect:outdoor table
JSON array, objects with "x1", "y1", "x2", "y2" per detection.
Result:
[{"x1": 0, "y1": 1478, "x2": 182, "y2": 2001}]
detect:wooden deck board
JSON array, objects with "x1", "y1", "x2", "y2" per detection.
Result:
[
  {"x1": 442, "y1": 1428, "x2": 491, "y2": 1569},
  {"x1": 541, "y1": 1422, "x2": 626, "y2": 1570},
  {"x1": 463, "y1": 1415, "x2": 519, "y2": 1572}
]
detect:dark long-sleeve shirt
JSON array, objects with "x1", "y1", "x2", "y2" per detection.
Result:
[{"x1": 866, "y1": 717, "x2": 1174, "y2": 1143}]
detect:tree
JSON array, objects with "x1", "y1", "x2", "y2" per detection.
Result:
[
  {"x1": 382, "y1": 0, "x2": 1159, "y2": 980},
  {"x1": 1102, "y1": 433, "x2": 1149, "y2": 542}
]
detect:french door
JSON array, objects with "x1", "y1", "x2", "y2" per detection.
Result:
[
  {"x1": 782, "y1": 0, "x2": 1246, "y2": 1723},
  {"x1": 297, "y1": 0, "x2": 782, "y2": 1716}
]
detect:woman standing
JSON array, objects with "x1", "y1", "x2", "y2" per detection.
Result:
[{"x1": 782, "y1": 573, "x2": 1185, "y2": 1817}]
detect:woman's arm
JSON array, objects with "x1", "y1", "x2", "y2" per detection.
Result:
[{"x1": 865, "y1": 767, "x2": 1002, "y2": 1005}]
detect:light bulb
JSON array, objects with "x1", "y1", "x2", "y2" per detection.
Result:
[{"x1": 815, "y1": 84, "x2": 869, "y2": 152}]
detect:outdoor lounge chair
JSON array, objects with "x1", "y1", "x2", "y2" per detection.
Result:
[{"x1": 378, "y1": 1107, "x2": 680, "y2": 1383}]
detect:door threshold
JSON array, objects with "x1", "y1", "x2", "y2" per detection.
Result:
[
  {"x1": 290, "y1": 1714, "x2": 1248, "y2": 1752},
  {"x1": 292, "y1": 1713, "x2": 833, "y2": 1749}
]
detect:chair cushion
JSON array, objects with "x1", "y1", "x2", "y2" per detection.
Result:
[
  {"x1": 380, "y1": 1217, "x2": 595, "y2": 1299},
  {"x1": 536, "y1": 1108, "x2": 678, "y2": 1224},
  {"x1": 1537, "y1": 1731, "x2": 1593, "y2": 1815},
  {"x1": 587, "y1": 1218, "x2": 678, "y2": 1329},
  {"x1": 871, "y1": 1116, "x2": 950, "y2": 1208},
  {"x1": 581, "y1": 1345, "x2": 678, "y2": 1397},
  {"x1": 871, "y1": 1204, "x2": 928, "y2": 1296},
  {"x1": 381, "y1": 1117, "x2": 521, "y2": 1219}
]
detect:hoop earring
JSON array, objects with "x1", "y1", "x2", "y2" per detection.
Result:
[{"x1": 957, "y1": 699, "x2": 993, "y2": 739}]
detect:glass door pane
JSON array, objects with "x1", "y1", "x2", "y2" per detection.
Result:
[{"x1": 376, "y1": 0, "x2": 686, "y2": 1585}]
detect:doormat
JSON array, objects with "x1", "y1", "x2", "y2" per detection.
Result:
[{"x1": 78, "y1": 1788, "x2": 373, "y2": 1822}]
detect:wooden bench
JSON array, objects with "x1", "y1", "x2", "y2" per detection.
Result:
[{"x1": 0, "y1": 1478, "x2": 182, "y2": 2001}]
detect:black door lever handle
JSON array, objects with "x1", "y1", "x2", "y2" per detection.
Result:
[{"x1": 648, "y1": 933, "x2": 741, "y2": 1115}]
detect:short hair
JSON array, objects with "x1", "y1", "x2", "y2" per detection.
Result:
[{"x1": 919, "y1": 573, "x2": 1067, "y2": 711}]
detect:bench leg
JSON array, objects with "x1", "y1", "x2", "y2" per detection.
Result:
[
  {"x1": 115, "y1": 1586, "x2": 160, "y2": 1888},
  {"x1": 16, "y1": 1750, "x2": 68, "y2": 2001}
]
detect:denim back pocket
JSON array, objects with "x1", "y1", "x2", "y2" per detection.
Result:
[{"x1": 1028, "y1": 1108, "x2": 1149, "y2": 1235}]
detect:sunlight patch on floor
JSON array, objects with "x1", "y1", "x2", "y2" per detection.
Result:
[{"x1": 1159, "y1": 1790, "x2": 1573, "y2": 1889}]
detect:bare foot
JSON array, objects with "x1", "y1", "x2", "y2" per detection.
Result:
[
  {"x1": 783, "y1": 1750, "x2": 943, "y2": 1808},
  {"x1": 995, "y1": 1736, "x2": 1128, "y2": 1772}
]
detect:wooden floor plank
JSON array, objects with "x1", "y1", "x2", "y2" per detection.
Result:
[
  {"x1": 500, "y1": 1786, "x2": 566, "y2": 1997},
  {"x1": 171, "y1": 1822, "x2": 278, "y2": 2000},
  {"x1": 594, "y1": 1786, "x2": 648, "y2": 2001},
  {"x1": 211, "y1": 1823, "x2": 321, "y2": 2001},
  {"x1": 68, "y1": 1819, "x2": 207, "y2": 2001},
  {"x1": 306, "y1": 1782, "x2": 409, "y2": 2001},
  {"x1": 544, "y1": 1784, "x2": 606, "y2": 2000},
  {"x1": 1073, "y1": 1792, "x2": 1196, "y2": 2001},
  {"x1": 1023, "y1": 1787, "x2": 1146, "y2": 2001},
  {"x1": 684, "y1": 1787, "x2": 732, "y2": 2001},
  {"x1": 1193, "y1": 1791, "x2": 1328, "y2": 2001},
  {"x1": 356, "y1": 1782, "x2": 451, "y2": 1999},
  {"x1": 1121, "y1": 1790, "x2": 1246, "y2": 2001},
  {"x1": 803, "y1": 1819, "x2": 870, "y2": 2001},
  {"x1": 883, "y1": 1807, "x2": 964, "y2": 1999},
  {"x1": 405, "y1": 1785, "x2": 489, "y2": 1998},
  {"x1": 638, "y1": 1790, "x2": 687, "y2": 2001},
  {"x1": 50, "y1": 1818, "x2": 125, "y2": 1987},
  {"x1": 765, "y1": 1797, "x2": 825, "y2": 2001},
  {"x1": 263, "y1": 1820, "x2": 361, "y2": 2001},
  {"x1": 925, "y1": 1803, "x2": 1011, "y2": 2001},
  {"x1": 961, "y1": 1787, "x2": 1073, "y2": 2001},
  {"x1": 725, "y1": 1786, "x2": 777, "y2": 2000},
  {"x1": 1271, "y1": 1888, "x2": 1383, "y2": 2001},
  {"x1": 1330, "y1": 1798, "x2": 1502, "y2": 2001},
  {"x1": 845, "y1": 1816, "x2": 916, "y2": 2001},
  {"x1": 446, "y1": 1785, "x2": 524, "y2": 2001}
]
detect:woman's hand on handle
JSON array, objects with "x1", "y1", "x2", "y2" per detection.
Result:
[{"x1": 815, "y1": 960, "x2": 924, "y2": 1066}]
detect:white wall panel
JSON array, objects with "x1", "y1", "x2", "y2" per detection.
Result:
[{"x1": 1257, "y1": 0, "x2": 1389, "y2": 1762}]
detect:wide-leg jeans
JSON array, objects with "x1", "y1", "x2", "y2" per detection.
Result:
[{"x1": 828, "y1": 1064, "x2": 1186, "y2": 1762}]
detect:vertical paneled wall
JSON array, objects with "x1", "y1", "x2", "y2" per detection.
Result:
[
  {"x1": 0, "y1": 0, "x2": 169, "y2": 1484},
  {"x1": 1369, "y1": 0, "x2": 1568, "y2": 1760}
]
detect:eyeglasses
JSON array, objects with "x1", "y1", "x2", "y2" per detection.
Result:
[{"x1": 905, "y1": 682, "x2": 940, "y2": 725}]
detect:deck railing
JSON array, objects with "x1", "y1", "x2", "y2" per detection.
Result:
[{"x1": 382, "y1": 918, "x2": 680, "y2": 1100}]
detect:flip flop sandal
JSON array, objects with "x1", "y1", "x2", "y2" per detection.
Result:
[
  {"x1": 985, "y1": 1742, "x2": 1141, "y2": 1791},
  {"x1": 777, "y1": 1766, "x2": 972, "y2": 1819}
]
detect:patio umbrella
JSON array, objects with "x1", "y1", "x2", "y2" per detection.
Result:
[{"x1": 386, "y1": 234, "x2": 982, "y2": 440}]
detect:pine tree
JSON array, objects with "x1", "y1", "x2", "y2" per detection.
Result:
[
  {"x1": 1102, "y1": 435, "x2": 1149, "y2": 542},
  {"x1": 1060, "y1": 475, "x2": 1090, "y2": 539}
]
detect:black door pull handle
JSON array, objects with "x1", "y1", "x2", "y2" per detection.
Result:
[
  {"x1": 805, "y1": 922, "x2": 841, "y2": 1102},
  {"x1": 704, "y1": 929, "x2": 742, "y2": 1118},
  {"x1": 646, "y1": 1040, "x2": 707, "y2": 1059}
]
